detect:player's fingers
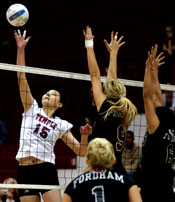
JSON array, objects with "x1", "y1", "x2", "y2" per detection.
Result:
[
  {"x1": 117, "y1": 35, "x2": 124, "y2": 43},
  {"x1": 87, "y1": 27, "x2": 91, "y2": 35},
  {"x1": 110, "y1": 31, "x2": 114, "y2": 41},
  {"x1": 25, "y1": 36, "x2": 31, "y2": 43},
  {"x1": 114, "y1": 35, "x2": 117, "y2": 40},
  {"x1": 157, "y1": 52, "x2": 164, "y2": 59},
  {"x1": 17, "y1": 29, "x2": 21, "y2": 37},
  {"x1": 104, "y1": 39, "x2": 111, "y2": 52},
  {"x1": 119, "y1": 41, "x2": 125, "y2": 47},
  {"x1": 152, "y1": 44, "x2": 158, "y2": 58},
  {"x1": 23, "y1": 30, "x2": 26, "y2": 38},
  {"x1": 159, "y1": 62, "x2": 165, "y2": 66},
  {"x1": 114, "y1": 32, "x2": 118, "y2": 41},
  {"x1": 14, "y1": 30, "x2": 18, "y2": 37},
  {"x1": 104, "y1": 39, "x2": 108, "y2": 46}
]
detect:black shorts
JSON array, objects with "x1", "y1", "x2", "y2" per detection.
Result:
[{"x1": 17, "y1": 162, "x2": 59, "y2": 196}]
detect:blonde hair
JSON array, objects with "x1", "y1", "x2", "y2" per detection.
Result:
[
  {"x1": 103, "y1": 79, "x2": 137, "y2": 131},
  {"x1": 84, "y1": 138, "x2": 116, "y2": 172},
  {"x1": 3, "y1": 177, "x2": 17, "y2": 184},
  {"x1": 3, "y1": 177, "x2": 18, "y2": 194}
]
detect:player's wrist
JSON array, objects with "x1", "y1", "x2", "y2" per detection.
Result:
[
  {"x1": 17, "y1": 47, "x2": 25, "y2": 52},
  {"x1": 85, "y1": 39, "x2": 94, "y2": 48},
  {"x1": 110, "y1": 51, "x2": 118, "y2": 57}
]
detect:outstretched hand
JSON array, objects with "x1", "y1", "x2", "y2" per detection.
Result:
[
  {"x1": 80, "y1": 123, "x2": 92, "y2": 136},
  {"x1": 83, "y1": 25, "x2": 95, "y2": 40},
  {"x1": 14, "y1": 30, "x2": 31, "y2": 49},
  {"x1": 104, "y1": 31, "x2": 125, "y2": 53},
  {"x1": 146, "y1": 44, "x2": 165, "y2": 71}
]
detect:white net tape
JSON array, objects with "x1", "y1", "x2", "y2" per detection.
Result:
[
  {"x1": 0, "y1": 62, "x2": 175, "y2": 91},
  {"x1": 0, "y1": 184, "x2": 65, "y2": 190}
]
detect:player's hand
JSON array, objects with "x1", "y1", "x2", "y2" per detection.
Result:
[
  {"x1": 83, "y1": 25, "x2": 95, "y2": 40},
  {"x1": 80, "y1": 123, "x2": 92, "y2": 136},
  {"x1": 14, "y1": 30, "x2": 31, "y2": 48},
  {"x1": 104, "y1": 31, "x2": 125, "y2": 53},
  {"x1": 146, "y1": 44, "x2": 165, "y2": 70}
]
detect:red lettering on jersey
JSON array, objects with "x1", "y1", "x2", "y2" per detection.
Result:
[
  {"x1": 36, "y1": 113, "x2": 57, "y2": 129},
  {"x1": 39, "y1": 114, "x2": 44, "y2": 122},
  {"x1": 50, "y1": 122, "x2": 57, "y2": 129},
  {"x1": 42, "y1": 117, "x2": 48, "y2": 124},
  {"x1": 46, "y1": 120, "x2": 51, "y2": 126},
  {"x1": 36, "y1": 113, "x2": 41, "y2": 120}
]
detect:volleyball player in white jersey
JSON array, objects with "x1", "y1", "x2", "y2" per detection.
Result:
[
  {"x1": 14, "y1": 30, "x2": 92, "y2": 202},
  {"x1": 62, "y1": 137, "x2": 142, "y2": 202}
]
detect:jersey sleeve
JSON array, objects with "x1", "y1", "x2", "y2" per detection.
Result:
[
  {"x1": 22, "y1": 99, "x2": 38, "y2": 117},
  {"x1": 56, "y1": 118, "x2": 73, "y2": 138}
]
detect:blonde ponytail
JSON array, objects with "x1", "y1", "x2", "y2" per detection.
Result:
[{"x1": 103, "y1": 79, "x2": 137, "y2": 131}]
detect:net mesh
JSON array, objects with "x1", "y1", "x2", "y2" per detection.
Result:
[{"x1": 0, "y1": 62, "x2": 174, "y2": 193}]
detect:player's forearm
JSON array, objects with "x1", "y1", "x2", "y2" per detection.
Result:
[
  {"x1": 17, "y1": 48, "x2": 28, "y2": 91},
  {"x1": 87, "y1": 48, "x2": 101, "y2": 80},
  {"x1": 152, "y1": 70, "x2": 163, "y2": 107},
  {"x1": 16, "y1": 49, "x2": 33, "y2": 108},
  {"x1": 17, "y1": 47, "x2": 26, "y2": 66},
  {"x1": 16, "y1": 48, "x2": 28, "y2": 89},
  {"x1": 143, "y1": 66, "x2": 153, "y2": 99},
  {"x1": 107, "y1": 51, "x2": 118, "y2": 80},
  {"x1": 79, "y1": 134, "x2": 89, "y2": 156}
]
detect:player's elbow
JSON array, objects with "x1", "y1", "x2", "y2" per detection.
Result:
[
  {"x1": 143, "y1": 90, "x2": 152, "y2": 100},
  {"x1": 91, "y1": 72, "x2": 100, "y2": 80},
  {"x1": 79, "y1": 153, "x2": 86, "y2": 157},
  {"x1": 91, "y1": 75, "x2": 100, "y2": 84}
]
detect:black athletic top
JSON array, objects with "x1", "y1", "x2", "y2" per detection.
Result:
[
  {"x1": 140, "y1": 123, "x2": 175, "y2": 202},
  {"x1": 64, "y1": 169, "x2": 135, "y2": 202},
  {"x1": 89, "y1": 99, "x2": 127, "y2": 174}
]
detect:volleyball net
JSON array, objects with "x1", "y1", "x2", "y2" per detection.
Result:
[{"x1": 0, "y1": 62, "x2": 174, "y2": 193}]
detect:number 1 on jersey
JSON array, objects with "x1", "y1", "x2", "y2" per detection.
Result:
[{"x1": 92, "y1": 185, "x2": 105, "y2": 202}]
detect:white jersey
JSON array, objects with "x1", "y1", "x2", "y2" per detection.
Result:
[{"x1": 16, "y1": 99, "x2": 73, "y2": 164}]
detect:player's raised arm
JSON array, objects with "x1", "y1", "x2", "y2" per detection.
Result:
[
  {"x1": 14, "y1": 30, "x2": 33, "y2": 112},
  {"x1": 83, "y1": 26, "x2": 106, "y2": 111},
  {"x1": 143, "y1": 45, "x2": 161, "y2": 134},
  {"x1": 104, "y1": 31, "x2": 125, "y2": 80},
  {"x1": 151, "y1": 44, "x2": 165, "y2": 108}
]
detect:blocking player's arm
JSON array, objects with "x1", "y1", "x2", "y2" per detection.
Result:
[
  {"x1": 143, "y1": 46, "x2": 160, "y2": 134},
  {"x1": 104, "y1": 31, "x2": 125, "y2": 80},
  {"x1": 86, "y1": 47, "x2": 106, "y2": 111},
  {"x1": 128, "y1": 185, "x2": 143, "y2": 202},
  {"x1": 152, "y1": 67, "x2": 163, "y2": 108},
  {"x1": 14, "y1": 30, "x2": 33, "y2": 112},
  {"x1": 83, "y1": 26, "x2": 106, "y2": 111},
  {"x1": 151, "y1": 45, "x2": 164, "y2": 108}
]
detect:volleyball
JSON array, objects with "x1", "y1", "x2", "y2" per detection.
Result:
[{"x1": 6, "y1": 4, "x2": 29, "y2": 27}]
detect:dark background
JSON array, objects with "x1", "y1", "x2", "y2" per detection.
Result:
[
  {"x1": 0, "y1": 0, "x2": 175, "y2": 73},
  {"x1": 0, "y1": 0, "x2": 174, "y2": 114},
  {"x1": 0, "y1": 0, "x2": 174, "y2": 180}
]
